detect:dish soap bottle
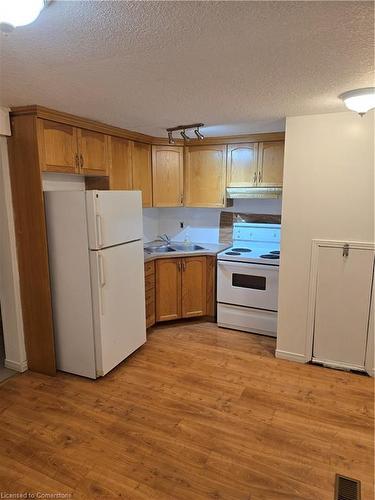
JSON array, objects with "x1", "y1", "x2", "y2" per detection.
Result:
[{"x1": 184, "y1": 229, "x2": 191, "y2": 247}]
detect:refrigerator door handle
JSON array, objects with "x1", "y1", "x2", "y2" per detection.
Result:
[
  {"x1": 98, "y1": 253, "x2": 106, "y2": 287},
  {"x1": 98, "y1": 253, "x2": 106, "y2": 315},
  {"x1": 96, "y1": 214, "x2": 103, "y2": 248}
]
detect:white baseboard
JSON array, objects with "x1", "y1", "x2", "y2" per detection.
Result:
[
  {"x1": 366, "y1": 368, "x2": 375, "y2": 378},
  {"x1": 275, "y1": 349, "x2": 308, "y2": 364},
  {"x1": 5, "y1": 358, "x2": 28, "y2": 372}
]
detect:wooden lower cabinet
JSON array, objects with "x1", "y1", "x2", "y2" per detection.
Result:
[
  {"x1": 144, "y1": 261, "x2": 156, "y2": 328},
  {"x1": 155, "y1": 256, "x2": 215, "y2": 323},
  {"x1": 181, "y1": 256, "x2": 207, "y2": 318},
  {"x1": 155, "y1": 258, "x2": 182, "y2": 321}
]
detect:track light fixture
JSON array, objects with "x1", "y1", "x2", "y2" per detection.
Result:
[
  {"x1": 180, "y1": 130, "x2": 190, "y2": 141},
  {"x1": 166, "y1": 123, "x2": 204, "y2": 143},
  {"x1": 167, "y1": 131, "x2": 175, "y2": 144},
  {"x1": 194, "y1": 127, "x2": 204, "y2": 140}
]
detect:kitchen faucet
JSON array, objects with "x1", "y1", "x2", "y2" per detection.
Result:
[{"x1": 158, "y1": 233, "x2": 171, "y2": 244}]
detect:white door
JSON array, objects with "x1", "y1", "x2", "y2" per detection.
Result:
[
  {"x1": 313, "y1": 246, "x2": 374, "y2": 370},
  {"x1": 90, "y1": 239, "x2": 147, "y2": 376},
  {"x1": 86, "y1": 190, "x2": 143, "y2": 249},
  {"x1": 217, "y1": 260, "x2": 279, "y2": 311}
]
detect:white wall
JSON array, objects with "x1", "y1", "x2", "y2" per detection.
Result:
[
  {"x1": 276, "y1": 110, "x2": 374, "y2": 362},
  {"x1": 142, "y1": 208, "x2": 160, "y2": 242},
  {"x1": 144, "y1": 198, "x2": 282, "y2": 244},
  {"x1": 0, "y1": 135, "x2": 27, "y2": 371}
]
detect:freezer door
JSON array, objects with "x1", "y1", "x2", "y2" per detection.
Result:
[
  {"x1": 90, "y1": 239, "x2": 147, "y2": 376},
  {"x1": 86, "y1": 190, "x2": 143, "y2": 250}
]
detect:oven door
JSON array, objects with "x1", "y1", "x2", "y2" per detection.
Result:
[{"x1": 217, "y1": 260, "x2": 279, "y2": 311}]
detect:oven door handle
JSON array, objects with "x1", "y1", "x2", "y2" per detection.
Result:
[{"x1": 217, "y1": 260, "x2": 278, "y2": 272}]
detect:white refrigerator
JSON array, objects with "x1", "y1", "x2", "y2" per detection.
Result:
[{"x1": 44, "y1": 190, "x2": 147, "y2": 379}]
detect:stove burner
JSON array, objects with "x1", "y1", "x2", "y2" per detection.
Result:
[
  {"x1": 231, "y1": 248, "x2": 252, "y2": 253},
  {"x1": 270, "y1": 250, "x2": 280, "y2": 255},
  {"x1": 260, "y1": 254, "x2": 279, "y2": 259},
  {"x1": 225, "y1": 251, "x2": 241, "y2": 256}
]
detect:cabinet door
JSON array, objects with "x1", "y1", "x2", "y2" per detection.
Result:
[
  {"x1": 132, "y1": 142, "x2": 153, "y2": 207},
  {"x1": 185, "y1": 145, "x2": 227, "y2": 207},
  {"x1": 145, "y1": 261, "x2": 155, "y2": 328},
  {"x1": 313, "y1": 246, "x2": 374, "y2": 370},
  {"x1": 155, "y1": 259, "x2": 181, "y2": 321},
  {"x1": 37, "y1": 119, "x2": 78, "y2": 173},
  {"x1": 227, "y1": 143, "x2": 258, "y2": 187},
  {"x1": 78, "y1": 128, "x2": 110, "y2": 176},
  {"x1": 110, "y1": 136, "x2": 133, "y2": 190},
  {"x1": 181, "y1": 257, "x2": 207, "y2": 318},
  {"x1": 257, "y1": 141, "x2": 284, "y2": 187},
  {"x1": 152, "y1": 146, "x2": 183, "y2": 207}
]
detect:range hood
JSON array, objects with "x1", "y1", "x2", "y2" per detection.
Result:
[{"x1": 226, "y1": 187, "x2": 282, "y2": 199}]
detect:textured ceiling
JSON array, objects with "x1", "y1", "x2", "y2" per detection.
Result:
[{"x1": 0, "y1": 1, "x2": 374, "y2": 137}]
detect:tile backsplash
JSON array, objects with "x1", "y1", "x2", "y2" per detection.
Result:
[{"x1": 143, "y1": 198, "x2": 282, "y2": 244}]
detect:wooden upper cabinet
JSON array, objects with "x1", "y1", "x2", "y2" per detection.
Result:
[
  {"x1": 257, "y1": 141, "x2": 284, "y2": 187},
  {"x1": 184, "y1": 145, "x2": 227, "y2": 207},
  {"x1": 227, "y1": 143, "x2": 258, "y2": 187},
  {"x1": 155, "y1": 258, "x2": 181, "y2": 322},
  {"x1": 36, "y1": 119, "x2": 110, "y2": 177},
  {"x1": 37, "y1": 119, "x2": 78, "y2": 174},
  {"x1": 132, "y1": 142, "x2": 152, "y2": 208},
  {"x1": 110, "y1": 136, "x2": 133, "y2": 190},
  {"x1": 78, "y1": 128, "x2": 110, "y2": 176},
  {"x1": 152, "y1": 146, "x2": 183, "y2": 207},
  {"x1": 181, "y1": 256, "x2": 207, "y2": 318}
]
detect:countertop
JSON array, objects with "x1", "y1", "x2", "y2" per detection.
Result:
[{"x1": 144, "y1": 242, "x2": 230, "y2": 263}]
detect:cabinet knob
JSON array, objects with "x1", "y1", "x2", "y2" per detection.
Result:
[{"x1": 80, "y1": 154, "x2": 84, "y2": 168}]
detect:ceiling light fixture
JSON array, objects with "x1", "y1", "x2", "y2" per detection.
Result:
[
  {"x1": 339, "y1": 87, "x2": 375, "y2": 116},
  {"x1": 0, "y1": 0, "x2": 47, "y2": 31},
  {"x1": 166, "y1": 123, "x2": 204, "y2": 143},
  {"x1": 167, "y1": 131, "x2": 175, "y2": 145},
  {"x1": 194, "y1": 127, "x2": 204, "y2": 140},
  {"x1": 180, "y1": 130, "x2": 190, "y2": 141}
]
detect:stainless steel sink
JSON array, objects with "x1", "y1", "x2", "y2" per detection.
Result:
[
  {"x1": 144, "y1": 245, "x2": 176, "y2": 253},
  {"x1": 145, "y1": 242, "x2": 206, "y2": 254},
  {"x1": 171, "y1": 244, "x2": 205, "y2": 251}
]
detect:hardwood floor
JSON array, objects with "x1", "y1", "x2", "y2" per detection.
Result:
[{"x1": 0, "y1": 322, "x2": 373, "y2": 499}]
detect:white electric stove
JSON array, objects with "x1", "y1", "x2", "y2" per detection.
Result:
[{"x1": 217, "y1": 223, "x2": 281, "y2": 337}]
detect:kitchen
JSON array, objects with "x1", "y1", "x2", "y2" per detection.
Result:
[{"x1": 0, "y1": 1, "x2": 374, "y2": 499}]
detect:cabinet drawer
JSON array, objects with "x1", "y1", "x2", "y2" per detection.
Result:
[
  {"x1": 145, "y1": 288, "x2": 155, "y2": 329},
  {"x1": 145, "y1": 274, "x2": 155, "y2": 292},
  {"x1": 145, "y1": 261, "x2": 155, "y2": 277},
  {"x1": 145, "y1": 288, "x2": 155, "y2": 306},
  {"x1": 146, "y1": 311, "x2": 155, "y2": 329}
]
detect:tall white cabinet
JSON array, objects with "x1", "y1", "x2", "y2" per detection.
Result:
[{"x1": 309, "y1": 241, "x2": 374, "y2": 373}]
